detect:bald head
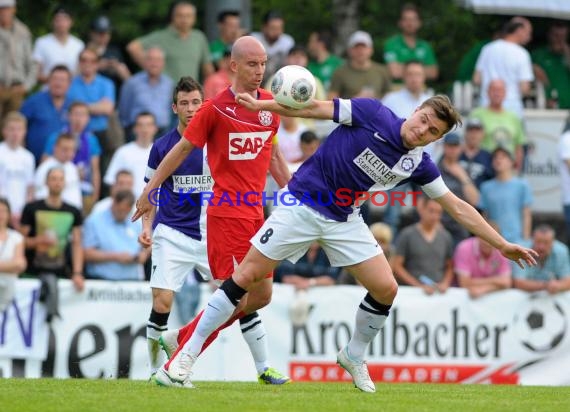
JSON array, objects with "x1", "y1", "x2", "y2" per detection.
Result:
[{"x1": 231, "y1": 36, "x2": 266, "y2": 60}]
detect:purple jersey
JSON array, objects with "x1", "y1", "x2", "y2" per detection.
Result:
[
  {"x1": 288, "y1": 98, "x2": 448, "y2": 222},
  {"x1": 145, "y1": 128, "x2": 212, "y2": 240}
]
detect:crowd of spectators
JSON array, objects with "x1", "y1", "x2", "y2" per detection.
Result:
[{"x1": 1, "y1": 0, "x2": 570, "y2": 322}]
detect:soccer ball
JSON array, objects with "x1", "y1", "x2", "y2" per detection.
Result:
[
  {"x1": 512, "y1": 295, "x2": 567, "y2": 353},
  {"x1": 270, "y1": 65, "x2": 316, "y2": 109}
]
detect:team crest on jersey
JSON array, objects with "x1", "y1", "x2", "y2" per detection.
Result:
[
  {"x1": 258, "y1": 110, "x2": 273, "y2": 126},
  {"x1": 401, "y1": 157, "x2": 414, "y2": 172}
]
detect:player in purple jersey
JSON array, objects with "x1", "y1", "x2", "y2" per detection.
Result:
[
  {"x1": 161, "y1": 93, "x2": 538, "y2": 392},
  {"x1": 139, "y1": 77, "x2": 210, "y2": 378}
]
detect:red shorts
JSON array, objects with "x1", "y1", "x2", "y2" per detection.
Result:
[{"x1": 206, "y1": 215, "x2": 273, "y2": 280}]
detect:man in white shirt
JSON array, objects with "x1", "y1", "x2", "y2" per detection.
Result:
[
  {"x1": 35, "y1": 133, "x2": 82, "y2": 210},
  {"x1": 104, "y1": 112, "x2": 156, "y2": 198},
  {"x1": 32, "y1": 6, "x2": 84, "y2": 83},
  {"x1": 474, "y1": 17, "x2": 534, "y2": 119},
  {"x1": 251, "y1": 10, "x2": 294, "y2": 82},
  {"x1": 0, "y1": 112, "x2": 35, "y2": 229},
  {"x1": 382, "y1": 61, "x2": 433, "y2": 234}
]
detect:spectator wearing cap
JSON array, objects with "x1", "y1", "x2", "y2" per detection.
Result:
[
  {"x1": 328, "y1": 30, "x2": 391, "y2": 100},
  {"x1": 459, "y1": 118, "x2": 494, "y2": 188},
  {"x1": 307, "y1": 30, "x2": 344, "y2": 92},
  {"x1": 209, "y1": 10, "x2": 242, "y2": 66},
  {"x1": 383, "y1": 3, "x2": 438, "y2": 82},
  {"x1": 32, "y1": 5, "x2": 84, "y2": 83},
  {"x1": 438, "y1": 132, "x2": 480, "y2": 246},
  {"x1": 87, "y1": 15, "x2": 131, "y2": 98},
  {"x1": 118, "y1": 47, "x2": 173, "y2": 139},
  {"x1": 479, "y1": 146, "x2": 532, "y2": 243},
  {"x1": 468, "y1": 79, "x2": 526, "y2": 172},
  {"x1": 0, "y1": 0, "x2": 37, "y2": 120},
  {"x1": 251, "y1": 10, "x2": 295, "y2": 82},
  {"x1": 203, "y1": 47, "x2": 233, "y2": 100},
  {"x1": 127, "y1": 1, "x2": 214, "y2": 83}
]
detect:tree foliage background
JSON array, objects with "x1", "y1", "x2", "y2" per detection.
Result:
[{"x1": 15, "y1": 0, "x2": 555, "y2": 93}]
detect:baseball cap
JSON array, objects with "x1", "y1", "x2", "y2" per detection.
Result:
[
  {"x1": 466, "y1": 118, "x2": 483, "y2": 130},
  {"x1": 0, "y1": 0, "x2": 15, "y2": 8},
  {"x1": 443, "y1": 132, "x2": 461, "y2": 145},
  {"x1": 91, "y1": 16, "x2": 112, "y2": 33},
  {"x1": 348, "y1": 30, "x2": 373, "y2": 48}
]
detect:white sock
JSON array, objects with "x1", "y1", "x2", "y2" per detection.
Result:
[
  {"x1": 240, "y1": 312, "x2": 269, "y2": 374},
  {"x1": 347, "y1": 295, "x2": 390, "y2": 362},
  {"x1": 147, "y1": 314, "x2": 168, "y2": 374},
  {"x1": 182, "y1": 288, "x2": 237, "y2": 356}
]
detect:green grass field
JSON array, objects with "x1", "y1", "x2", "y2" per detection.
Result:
[{"x1": 2, "y1": 379, "x2": 569, "y2": 412}]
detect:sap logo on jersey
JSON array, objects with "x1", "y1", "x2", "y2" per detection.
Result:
[{"x1": 229, "y1": 131, "x2": 273, "y2": 160}]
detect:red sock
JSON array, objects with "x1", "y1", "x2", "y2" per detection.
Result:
[
  {"x1": 176, "y1": 310, "x2": 204, "y2": 346},
  {"x1": 200, "y1": 311, "x2": 246, "y2": 354},
  {"x1": 165, "y1": 311, "x2": 246, "y2": 370}
]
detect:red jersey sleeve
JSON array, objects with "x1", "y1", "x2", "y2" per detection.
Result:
[{"x1": 183, "y1": 100, "x2": 215, "y2": 148}]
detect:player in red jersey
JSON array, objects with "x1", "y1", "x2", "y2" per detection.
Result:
[{"x1": 133, "y1": 36, "x2": 291, "y2": 387}]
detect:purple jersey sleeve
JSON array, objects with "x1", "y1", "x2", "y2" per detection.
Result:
[
  {"x1": 144, "y1": 143, "x2": 160, "y2": 183},
  {"x1": 411, "y1": 153, "x2": 441, "y2": 185},
  {"x1": 333, "y1": 98, "x2": 389, "y2": 127},
  {"x1": 412, "y1": 153, "x2": 450, "y2": 199}
]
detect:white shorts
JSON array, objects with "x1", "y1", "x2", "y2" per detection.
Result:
[
  {"x1": 250, "y1": 204, "x2": 382, "y2": 267},
  {"x1": 150, "y1": 223, "x2": 211, "y2": 292}
]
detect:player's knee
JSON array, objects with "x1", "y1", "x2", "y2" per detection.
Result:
[
  {"x1": 153, "y1": 292, "x2": 173, "y2": 313},
  {"x1": 153, "y1": 300, "x2": 171, "y2": 313},
  {"x1": 385, "y1": 278, "x2": 398, "y2": 302},
  {"x1": 369, "y1": 277, "x2": 398, "y2": 305},
  {"x1": 246, "y1": 290, "x2": 272, "y2": 311},
  {"x1": 257, "y1": 291, "x2": 272, "y2": 309},
  {"x1": 235, "y1": 266, "x2": 265, "y2": 286}
]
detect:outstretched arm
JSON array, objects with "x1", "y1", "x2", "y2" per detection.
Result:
[
  {"x1": 436, "y1": 191, "x2": 538, "y2": 268},
  {"x1": 236, "y1": 93, "x2": 334, "y2": 120},
  {"x1": 269, "y1": 143, "x2": 291, "y2": 188},
  {"x1": 132, "y1": 138, "x2": 195, "y2": 221}
]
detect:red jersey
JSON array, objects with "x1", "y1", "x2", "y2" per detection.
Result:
[{"x1": 183, "y1": 87, "x2": 280, "y2": 219}]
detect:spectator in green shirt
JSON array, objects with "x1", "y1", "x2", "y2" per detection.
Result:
[
  {"x1": 532, "y1": 21, "x2": 570, "y2": 109},
  {"x1": 469, "y1": 79, "x2": 526, "y2": 173},
  {"x1": 127, "y1": 1, "x2": 214, "y2": 83},
  {"x1": 383, "y1": 3, "x2": 438, "y2": 82},
  {"x1": 328, "y1": 30, "x2": 391, "y2": 100},
  {"x1": 209, "y1": 10, "x2": 242, "y2": 67},
  {"x1": 306, "y1": 30, "x2": 344, "y2": 92}
]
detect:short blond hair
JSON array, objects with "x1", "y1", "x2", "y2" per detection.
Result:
[
  {"x1": 369, "y1": 222, "x2": 393, "y2": 245},
  {"x1": 2, "y1": 111, "x2": 27, "y2": 129}
]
